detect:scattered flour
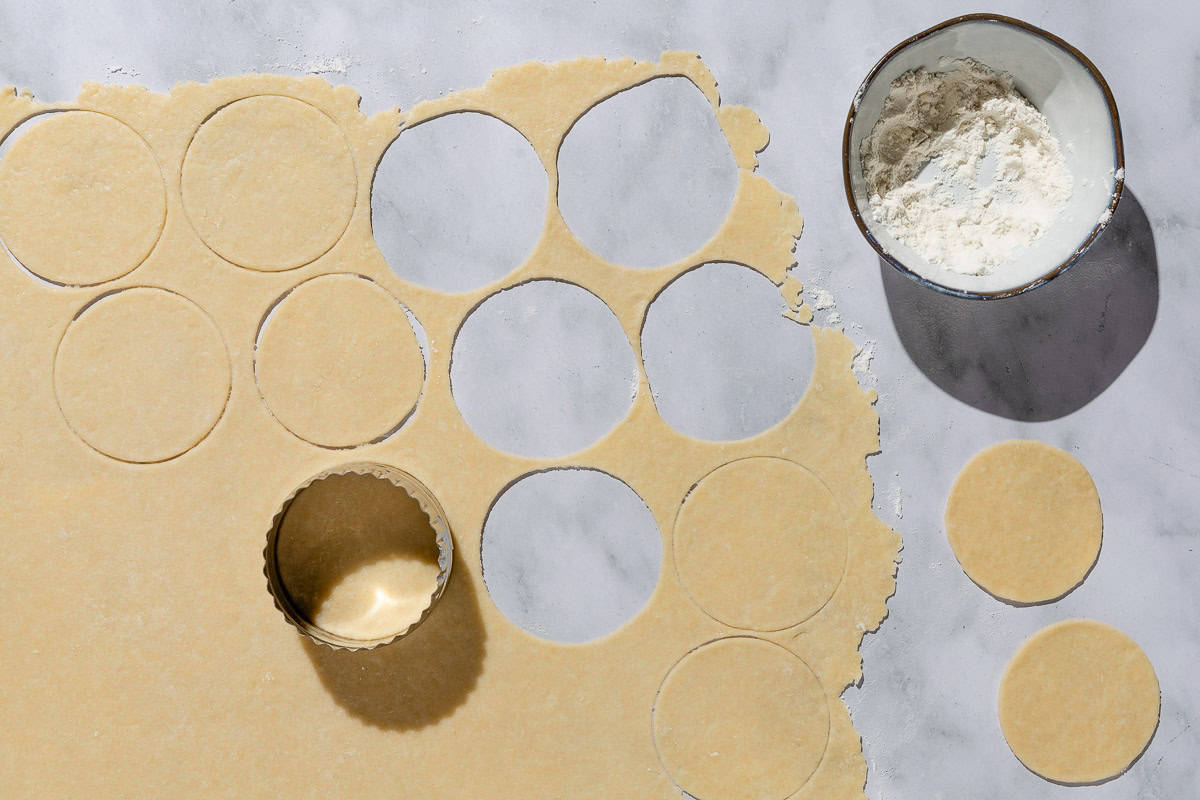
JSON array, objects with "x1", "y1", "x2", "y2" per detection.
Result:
[
  {"x1": 861, "y1": 58, "x2": 1073, "y2": 276},
  {"x1": 811, "y1": 287, "x2": 836, "y2": 311},
  {"x1": 888, "y1": 473, "x2": 903, "y2": 519},
  {"x1": 851, "y1": 340, "x2": 876, "y2": 382},
  {"x1": 302, "y1": 56, "x2": 352, "y2": 76}
]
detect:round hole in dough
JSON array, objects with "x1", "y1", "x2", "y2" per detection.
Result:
[
  {"x1": 652, "y1": 636, "x2": 830, "y2": 800},
  {"x1": 450, "y1": 279, "x2": 637, "y2": 458},
  {"x1": 481, "y1": 468, "x2": 661, "y2": 643},
  {"x1": 54, "y1": 287, "x2": 230, "y2": 463},
  {"x1": 641, "y1": 262, "x2": 815, "y2": 441},
  {"x1": 998, "y1": 619, "x2": 1160, "y2": 785},
  {"x1": 182, "y1": 95, "x2": 357, "y2": 271},
  {"x1": 254, "y1": 273, "x2": 424, "y2": 448},
  {"x1": 945, "y1": 440, "x2": 1102, "y2": 604},
  {"x1": 674, "y1": 457, "x2": 848, "y2": 631},
  {"x1": 372, "y1": 111, "x2": 547, "y2": 293},
  {"x1": 557, "y1": 76, "x2": 738, "y2": 269},
  {"x1": 0, "y1": 110, "x2": 166, "y2": 286}
]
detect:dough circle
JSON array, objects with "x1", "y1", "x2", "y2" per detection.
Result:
[
  {"x1": 652, "y1": 636, "x2": 830, "y2": 800},
  {"x1": 181, "y1": 95, "x2": 357, "y2": 270},
  {"x1": 674, "y1": 457, "x2": 848, "y2": 631},
  {"x1": 998, "y1": 619, "x2": 1159, "y2": 785},
  {"x1": 255, "y1": 274, "x2": 424, "y2": 448},
  {"x1": 945, "y1": 440, "x2": 1102, "y2": 604},
  {"x1": 0, "y1": 110, "x2": 165, "y2": 286},
  {"x1": 54, "y1": 287, "x2": 230, "y2": 463}
]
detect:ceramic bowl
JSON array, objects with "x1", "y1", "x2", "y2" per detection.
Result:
[{"x1": 843, "y1": 13, "x2": 1123, "y2": 298}]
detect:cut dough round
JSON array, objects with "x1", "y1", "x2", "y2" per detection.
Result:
[
  {"x1": 652, "y1": 637, "x2": 829, "y2": 800},
  {"x1": 674, "y1": 457, "x2": 847, "y2": 631},
  {"x1": 999, "y1": 619, "x2": 1159, "y2": 785},
  {"x1": 255, "y1": 274, "x2": 424, "y2": 448},
  {"x1": 945, "y1": 440, "x2": 1101, "y2": 604},
  {"x1": 54, "y1": 287, "x2": 230, "y2": 463},
  {"x1": 182, "y1": 95, "x2": 357, "y2": 270},
  {"x1": 0, "y1": 110, "x2": 165, "y2": 286}
]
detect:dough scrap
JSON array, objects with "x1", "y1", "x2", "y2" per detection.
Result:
[
  {"x1": 0, "y1": 110, "x2": 165, "y2": 286},
  {"x1": 0, "y1": 55, "x2": 900, "y2": 798},
  {"x1": 945, "y1": 440, "x2": 1101, "y2": 604},
  {"x1": 998, "y1": 619, "x2": 1159, "y2": 784}
]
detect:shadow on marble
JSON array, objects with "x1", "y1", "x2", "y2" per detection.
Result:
[
  {"x1": 303, "y1": 548, "x2": 487, "y2": 731},
  {"x1": 880, "y1": 188, "x2": 1158, "y2": 421}
]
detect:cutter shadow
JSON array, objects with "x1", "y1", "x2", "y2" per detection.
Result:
[
  {"x1": 880, "y1": 188, "x2": 1158, "y2": 421},
  {"x1": 303, "y1": 547, "x2": 487, "y2": 732}
]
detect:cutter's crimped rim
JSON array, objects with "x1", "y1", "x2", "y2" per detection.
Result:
[{"x1": 263, "y1": 461, "x2": 454, "y2": 651}]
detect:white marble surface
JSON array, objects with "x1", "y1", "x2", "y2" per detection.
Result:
[{"x1": 3, "y1": 1, "x2": 1197, "y2": 797}]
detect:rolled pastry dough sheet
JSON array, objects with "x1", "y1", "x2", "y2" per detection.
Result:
[
  {"x1": 945, "y1": 440, "x2": 1101, "y2": 604},
  {"x1": 0, "y1": 54, "x2": 901, "y2": 798},
  {"x1": 998, "y1": 619, "x2": 1160, "y2": 785}
]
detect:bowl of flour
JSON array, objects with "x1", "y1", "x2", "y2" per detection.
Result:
[{"x1": 843, "y1": 14, "x2": 1123, "y2": 298}]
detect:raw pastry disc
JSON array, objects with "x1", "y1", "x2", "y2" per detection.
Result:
[
  {"x1": 254, "y1": 273, "x2": 424, "y2": 448},
  {"x1": 674, "y1": 457, "x2": 847, "y2": 631},
  {"x1": 0, "y1": 110, "x2": 165, "y2": 286},
  {"x1": 998, "y1": 619, "x2": 1160, "y2": 785},
  {"x1": 181, "y1": 95, "x2": 358, "y2": 271},
  {"x1": 652, "y1": 636, "x2": 830, "y2": 800},
  {"x1": 54, "y1": 286, "x2": 230, "y2": 463},
  {"x1": 945, "y1": 440, "x2": 1101, "y2": 603}
]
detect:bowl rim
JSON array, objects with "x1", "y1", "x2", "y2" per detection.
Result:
[{"x1": 841, "y1": 12, "x2": 1125, "y2": 300}]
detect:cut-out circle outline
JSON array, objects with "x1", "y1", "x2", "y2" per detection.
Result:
[
  {"x1": 651, "y1": 635, "x2": 832, "y2": 800},
  {"x1": 181, "y1": 94, "x2": 359, "y2": 272},
  {"x1": 0, "y1": 109, "x2": 168, "y2": 288},
  {"x1": 53, "y1": 285, "x2": 232, "y2": 464},
  {"x1": 671, "y1": 455, "x2": 850, "y2": 632},
  {"x1": 253, "y1": 272, "x2": 427, "y2": 449}
]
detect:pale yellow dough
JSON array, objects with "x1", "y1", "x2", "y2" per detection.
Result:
[
  {"x1": 999, "y1": 619, "x2": 1159, "y2": 785},
  {"x1": 0, "y1": 55, "x2": 900, "y2": 798},
  {"x1": 945, "y1": 440, "x2": 1102, "y2": 604},
  {"x1": 255, "y1": 273, "x2": 424, "y2": 447},
  {"x1": 675, "y1": 457, "x2": 847, "y2": 631},
  {"x1": 0, "y1": 110, "x2": 165, "y2": 286},
  {"x1": 53, "y1": 286, "x2": 230, "y2": 463},
  {"x1": 182, "y1": 95, "x2": 358, "y2": 270},
  {"x1": 653, "y1": 636, "x2": 830, "y2": 800}
]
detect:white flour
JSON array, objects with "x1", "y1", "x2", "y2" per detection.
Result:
[{"x1": 861, "y1": 59, "x2": 1072, "y2": 275}]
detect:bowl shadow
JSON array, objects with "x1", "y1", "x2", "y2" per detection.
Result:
[
  {"x1": 303, "y1": 548, "x2": 487, "y2": 731},
  {"x1": 880, "y1": 188, "x2": 1158, "y2": 421}
]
